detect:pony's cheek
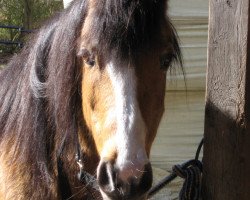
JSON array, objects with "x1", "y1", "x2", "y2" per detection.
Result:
[{"x1": 91, "y1": 116, "x2": 117, "y2": 158}]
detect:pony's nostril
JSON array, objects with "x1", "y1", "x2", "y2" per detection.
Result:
[
  {"x1": 97, "y1": 161, "x2": 117, "y2": 194},
  {"x1": 98, "y1": 161, "x2": 153, "y2": 199}
]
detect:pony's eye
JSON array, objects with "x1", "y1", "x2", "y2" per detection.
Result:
[
  {"x1": 159, "y1": 53, "x2": 174, "y2": 70},
  {"x1": 78, "y1": 48, "x2": 95, "y2": 67},
  {"x1": 86, "y1": 59, "x2": 95, "y2": 67},
  {"x1": 85, "y1": 55, "x2": 95, "y2": 67}
]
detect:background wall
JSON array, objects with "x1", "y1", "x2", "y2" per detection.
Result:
[
  {"x1": 167, "y1": 0, "x2": 208, "y2": 91},
  {"x1": 150, "y1": 0, "x2": 208, "y2": 171},
  {"x1": 63, "y1": 0, "x2": 72, "y2": 8}
]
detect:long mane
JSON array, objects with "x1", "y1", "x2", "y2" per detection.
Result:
[
  {"x1": 84, "y1": 0, "x2": 181, "y2": 67},
  {"x1": 0, "y1": 0, "x2": 88, "y2": 192},
  {"x1": 86, "y1": 0, "x2": 167, "y2": 59},
  {"x1": 0, "y1": 0, "x2": 181, "y2": 197}
]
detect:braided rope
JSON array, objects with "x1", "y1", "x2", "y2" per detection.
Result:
[
  {"x1": 173, "y1": 160, "x2": 202, "y2": 200},
  {"x1": 148, "y1": 138, "x2": 203, "y2": 199}
]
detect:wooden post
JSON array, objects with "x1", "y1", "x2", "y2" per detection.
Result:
[{"x1": 203, "y1": 0, "x2": 250, "y2": 199}]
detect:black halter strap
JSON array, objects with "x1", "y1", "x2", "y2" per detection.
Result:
[
  {"x1": 75, "y1": 138, "x2": 99, "y2": 190},
  {"x1": 57, "y1": 134, "x2": 99, "y2": 200}
]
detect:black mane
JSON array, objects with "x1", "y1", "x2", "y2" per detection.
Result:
[
  {"x1": 86, "y1": 0, "x2": 167, "y2": 59},
  {"x1": 0, "y1": 0, "x2": 88, "y2": 193}
]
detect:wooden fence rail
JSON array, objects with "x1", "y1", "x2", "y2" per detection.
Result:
[{"x1": 0, "y1": 25, "x2": 32, "y2": 47}]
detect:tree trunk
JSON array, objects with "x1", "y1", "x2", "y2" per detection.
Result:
[
  {"x1": 23, "y1": 0, "x2": 33, "y2": 29},
  {"x1": 202, "y1": 0, "x2": 250, "y2": 199}
]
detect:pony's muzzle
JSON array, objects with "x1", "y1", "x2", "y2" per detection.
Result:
[{"x1": 97, "y1": 160, "x2": 152, "y2": 199}]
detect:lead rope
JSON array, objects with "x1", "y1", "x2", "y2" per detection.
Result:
[
  {"x1": 148, "y1": 138, "x2": 204, "y2": 200},
  {"x1": 74, "y1": 138, "x2": 204, "y2": 199}
]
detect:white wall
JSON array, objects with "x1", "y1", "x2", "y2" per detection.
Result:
[
  {"x1": 169, "y1": 0, "x2": 208, "y2": 18},
  {"x1": 168, "y1": 0, "x2": 209, "y2": 90},
  {"x1": 63, "y1": 0, "x2": 73, "y2": 8}
]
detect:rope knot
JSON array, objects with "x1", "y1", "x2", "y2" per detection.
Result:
[{"x1": 173, "y1": 160, "x2": 202, "y2": 200}]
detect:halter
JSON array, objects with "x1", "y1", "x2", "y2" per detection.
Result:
[
  {"x1": 75, "y1": 142, "x2": 99, "y2": 190},
  {"x1": 57, "y1": 134, "x2": 98, "y2": 199}
]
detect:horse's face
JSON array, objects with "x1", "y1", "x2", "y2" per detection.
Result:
[
  {"x1": 78, "y1": 1, "x2": 176, "y2": 199},
  {"x1": 80, "y1": 45, "x2": 172, "y2": 199}
]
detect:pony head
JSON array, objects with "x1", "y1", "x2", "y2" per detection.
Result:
[
  {"x1": 77, "y1": 0, "x2": 181, "y2": 199},
  {"x1": 0, "y1": 0, "x2": 181, "y2": 199}
]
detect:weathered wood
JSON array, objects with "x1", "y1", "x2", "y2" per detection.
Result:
[{"x1": 203, "y1": 0, "x2": 250, "y2": 199}]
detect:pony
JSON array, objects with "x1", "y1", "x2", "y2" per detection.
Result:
[{"x1": 0, "y1": 0, "x2": 182, "y2": 199}]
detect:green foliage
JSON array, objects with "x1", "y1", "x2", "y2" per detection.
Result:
[
  {"x1": 26, "y1": 1, "x2": 64, "y2": 28},
  {"x1": 0, "y1": 0, "x2": 63, "y2": 54},
  {"x1": 0, "y1": 0, "x2": 24, "y2": 28}
]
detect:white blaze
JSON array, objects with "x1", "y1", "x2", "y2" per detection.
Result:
[{"x1": 106, "y1": 62, "x2": 148, "y2": 181}]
